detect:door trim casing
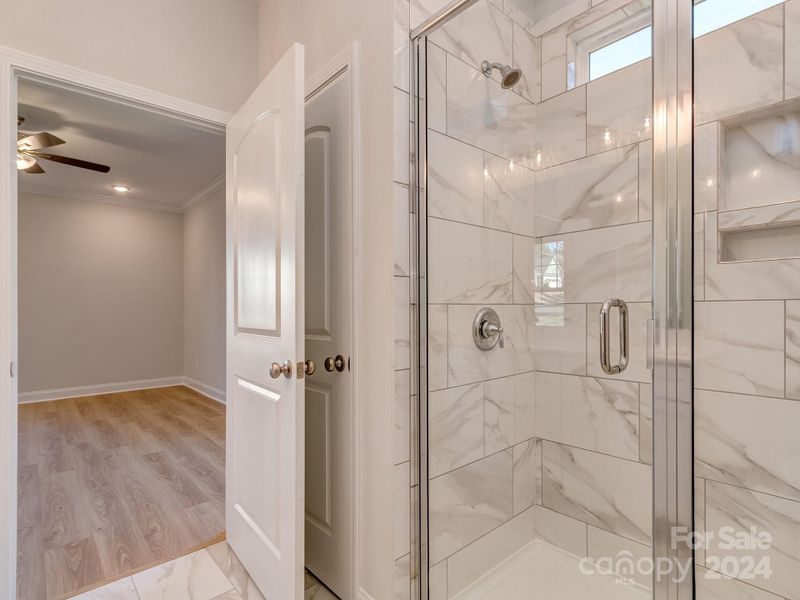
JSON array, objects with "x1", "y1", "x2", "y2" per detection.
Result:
[{"x1": 409, "y1": 1, "x2": 696, "y2": 598}]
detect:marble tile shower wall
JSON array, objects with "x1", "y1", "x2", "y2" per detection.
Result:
[
  {"x1": 694, "y1": 3, "x2": 800, "y2": 600},
  {"x1": 391, "y1": 1, "x2": 658, "y2": 598}
]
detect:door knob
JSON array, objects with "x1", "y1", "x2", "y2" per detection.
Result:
[
  {"x1": 324, "y1": 355, "x2": 345, "y2": 372},
  {"x1": 298, "y1": 359, "x2": 316, "y2": 379},
  {"x1": 269, "y1": 360, "x2": 293, "y2": 379}
]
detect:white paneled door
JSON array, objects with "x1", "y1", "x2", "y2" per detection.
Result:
[
  {"x1": 304, "y1": 67, "x2": 354, "y2": 598},
  {"x1": 226, "y1": 44, "x2": 306, "y2": 600}
]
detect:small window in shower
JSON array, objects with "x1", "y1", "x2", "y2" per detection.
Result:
[
  {"x1": 589, "y1": 25, "x2": 652, "y2": 81},
  {"x1": 568, "y1": 0, "x2": 783, "y2": 88}
]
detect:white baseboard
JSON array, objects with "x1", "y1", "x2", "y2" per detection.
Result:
[
  {"x1": 18, "y1": 376, "x2": 185, "y2": 404},
  {"x1": 181, "y1": 377, "x2": 226, "y2": 404},
  {"x1": 18, "y1": 375, "x2": 227, "y2": 405}
]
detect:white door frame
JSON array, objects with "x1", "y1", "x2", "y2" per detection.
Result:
[{"x1": 0, "y1": 44, "x2": 365, "y2": 600}]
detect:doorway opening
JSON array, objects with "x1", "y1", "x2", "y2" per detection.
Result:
[
  {"x1": 12, "y1": 51, "x2": 357, "y2": 600},
  {"x1": 15, "y1": 75, "x2": 229, "y2": 600}
]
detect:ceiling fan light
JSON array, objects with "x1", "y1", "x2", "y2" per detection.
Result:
[
  {"x1": 16, "y1": 153, "x2": 35, "y2": 170},
  {"x1": 112, "y1": 185, "x2": 130, "y2": 193}
]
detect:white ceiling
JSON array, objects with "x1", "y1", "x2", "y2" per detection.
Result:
[{"x1": 17, "y1": 79, "x2": 225, "y2": 212}]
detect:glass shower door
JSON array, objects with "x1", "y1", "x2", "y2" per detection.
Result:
[
  {"x1": 415, "y1": 0, "x2": 658, "y2": 597},
  {"x1": 692, "y1": 0, "x2": 800, "y2": 598}
]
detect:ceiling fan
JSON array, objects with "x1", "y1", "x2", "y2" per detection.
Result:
[{"x1": 16, "y1": 116, "x2": 111, "y2": 174}]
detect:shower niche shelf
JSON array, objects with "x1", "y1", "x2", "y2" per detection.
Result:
[
  {"x1": 721, "y1": 100, "x2": 800, "y2": 214},
  {"x1": 717, "y1": 200, "x2": 800, "y2": 263}
]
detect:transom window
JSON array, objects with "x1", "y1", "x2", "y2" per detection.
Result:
[{"x1": 569, "y1": 0, "x2": 784, "y2": 88}]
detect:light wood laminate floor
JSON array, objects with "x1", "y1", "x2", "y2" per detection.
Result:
[{"x1": 17, "y1": 386, "x2": 226, "y2": 600}]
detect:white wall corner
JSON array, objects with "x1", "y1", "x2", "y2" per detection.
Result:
[
  {"x1": 182, "y1": 376, "x2": 226, "y2": 404},
  {"x1": 181, "y1": 174, "x2": 226, "y2": 212}
]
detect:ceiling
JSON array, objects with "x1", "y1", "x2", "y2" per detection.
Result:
[{"x1": 17, "y1": 78, "x2": 225, "y2": 212}]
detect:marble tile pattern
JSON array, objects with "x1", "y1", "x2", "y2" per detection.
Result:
[
  {"x1": 428, "y1": 217, "x2": 513, "y2": 304},
  {"x1": 394, "y1": 87, "x2": 410, "y2": 185},
  {"x1": 705, "y1": 481, "x2": 800, "y2": 599},
  {"x1": 70, "y1": 578, "x2": 140, "y2": 600},
  {"x1": 694, "y1": 122, "x2": 720, "y2": 214},
  {"x1": 695, "y1": 389, "x2": 800, "y2": 502},
  {"x1": 534, "y1": 144, "x2": 639, "y2": 237},
  {"x1": 542, "y1": 441, "x2": 652, "y2": 544},
  {"x1": 694, "y1": 300, "x2": 785, "y2": 398},
  {"x1": 429, "y1": 383, "x2": 485, "y2": 477},
  {"x1": 447, "y1": 304, "x2": 535, "y2": 387},
  {"x1": 428, "y1": 0, "x2": 513, "y2": 75},
  {"x1": 446, "y1": 54, "x2": 540, "y2": 170},
  {"x1": 513, "y1": 439, "x2": 543, "y2": 514},
  {"x1": 484, "y1": 372, "x2": 536, "y2": 452},
  {"x1": 512, "y1": 235, "x2": 537, "y2": 303},
  {"x1": 695, "y1": 566, "x2": 786, "y2": 600},
  {"x1": 692, "y1": 8, "x2": 800, "y2": 595},
  {"x1": 540, "y1": 221, "x2": 651, "y2": 304},
  {"x1": 587, "y1": 59, "x2": 652, "y2": 155},
  {"x1": 723, "y1": 110, "x2": 800, "y2": 212},
  {"x1": 444, "y1": 507, "x2": 537, "y2": 598},
  {"x1": 428, "y1": 130, "x2": 484, "y2": 225},
  {"x1": 394, "y1": 369, "x2": 411, "y2": 465},
  {"x1": 533, "y1": 505, "x2": 588, "y2": 557},
  {"x1": 427, "y1": 42, "x2": 448, "y2": 134},
  {"x1": 131, "y1": 549, "x2": 234, "y2": 600},
  {"x1": 535, "y1": 372, "x2": 640, "y2": 460},
  {"x1": 639, "y1": 383, "x2": 652, "y2": 465},
  {"x1": 429, "y1": 449, "x2": 514, "y2": 564},
  {"x1": 695, "y1": 6, "x2": 784, "y2": 125},
  {"x1": 704, "y1": 212, "x2": 800, "y2": 301},
  {"x1": 534, "y1": 303, "x2": 587, "y2": 375},
  {"x1": 512, "y1": 22, "x2": 541, "y2": 103},
  {"x1": 485, "y1": 154, "x2": 537, "y2": 236},
  {"x1": 393, "y1": 183, "x2": 410, "y2": 276},
  {"x1": 532, "y1": 87, "x2": 588, "y2": 169}
]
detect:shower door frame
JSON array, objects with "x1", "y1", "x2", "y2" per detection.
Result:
[{"x1": 409, "y1": 0, "x2": 695, "y2": 598}]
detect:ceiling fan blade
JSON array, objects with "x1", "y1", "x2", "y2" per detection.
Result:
[
  {"x1": 17, "y1": 132, "x2": 66, "y2": 151},
  {"x1": 30, "y1": 151, "x2": 111, "y2": 173},
  {"x1": 23, "y1": 162, "x2": 45, "y2": 174}
]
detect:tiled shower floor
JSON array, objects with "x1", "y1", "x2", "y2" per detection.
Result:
[{"x1": 453, "y1": 541, "x2": 651, "y2": 600}]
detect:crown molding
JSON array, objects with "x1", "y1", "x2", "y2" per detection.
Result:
[
  {"x1": 18, "y1": 181, "x2": 185, "y2": 214},
  {"x1": 182, "y1": 174, "x2": 225, "y2": 212}
]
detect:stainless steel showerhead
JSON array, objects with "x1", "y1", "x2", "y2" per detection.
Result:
[{"x1": 481, "y1": 60, "x2": 523, "y2": 89}]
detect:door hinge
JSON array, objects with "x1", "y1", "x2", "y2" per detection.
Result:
[{"x1": 646, "y1": 319, "x2": 654, "y2": 370}]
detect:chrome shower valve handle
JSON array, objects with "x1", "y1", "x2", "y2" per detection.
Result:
[{"x1": 473, "y1": 307, "x2": 505, "y2": 351}]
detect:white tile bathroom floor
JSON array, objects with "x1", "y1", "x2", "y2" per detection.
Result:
[
  {"x1": 66, "y1": 542, "x2": 339, "y2": 600},
  {"x1": 453, "y1": 540, "x2": 651, "y2": 600}
]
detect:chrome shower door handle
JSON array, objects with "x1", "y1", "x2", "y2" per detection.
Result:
[{"x1": 599, "y1": 298, "x2": 630, "y2": 375}]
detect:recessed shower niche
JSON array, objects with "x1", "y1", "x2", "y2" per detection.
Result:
[{"x1": 719, "y1": 101, "x2": 800, "y2": 263}]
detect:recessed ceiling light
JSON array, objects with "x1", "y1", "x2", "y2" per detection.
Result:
[{"x1": 112, "y1": 185, "x2": 130, "y2": 193}]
